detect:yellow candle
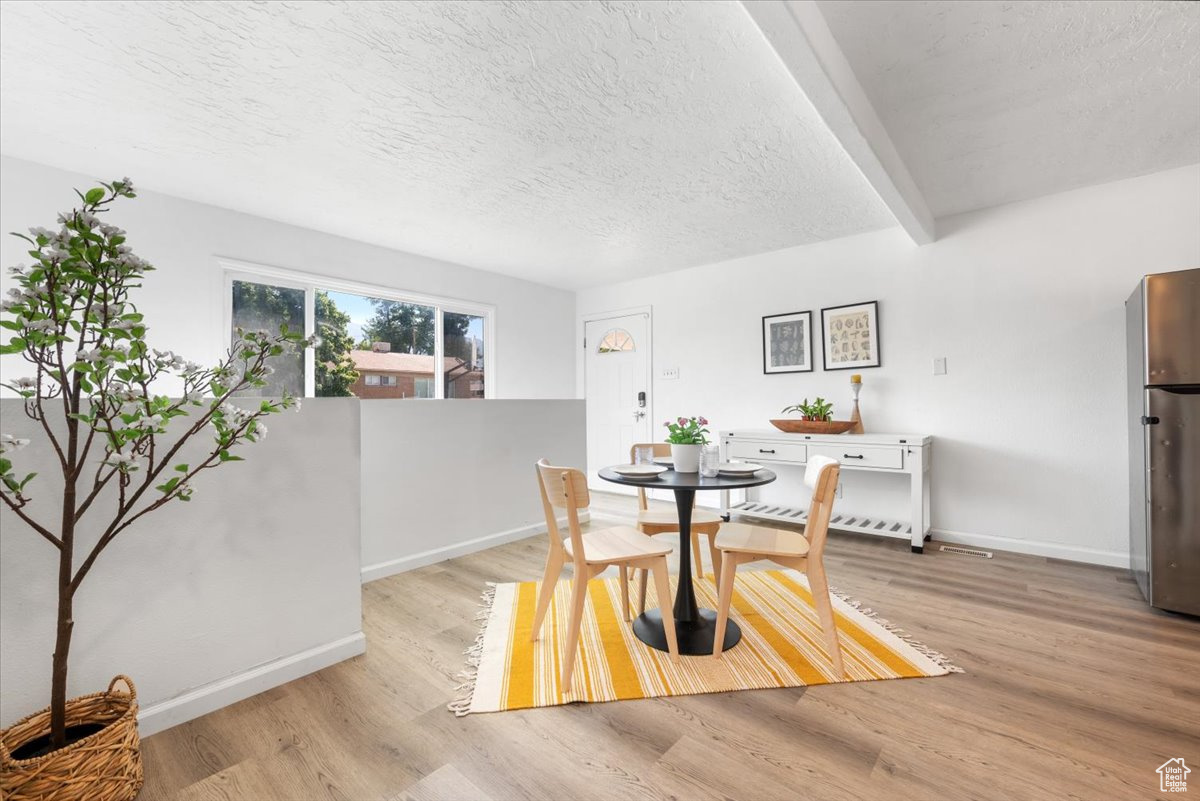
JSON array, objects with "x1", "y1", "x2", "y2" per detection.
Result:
[{"x1": 850, "y1": 374, "x2": 862, "y2": 384}]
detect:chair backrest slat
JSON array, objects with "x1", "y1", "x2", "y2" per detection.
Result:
[
  {"x1": 629, "y1": 443, "x2": 671, "y2": 511},
  {"x1": 803, "y1": 460, "x2": 840, "y2": 559},
  {"x1": 536, "y1": 459, "x2": 588, "y2": 563}
]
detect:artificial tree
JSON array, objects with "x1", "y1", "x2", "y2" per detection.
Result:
[{"x1": 0, "y1": 180, "x2": 306, "y2": 750}]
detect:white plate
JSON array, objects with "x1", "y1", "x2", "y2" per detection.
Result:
[
  {"x1": 612, "y1": 464, "x2": 668, "y2": 479},
  {"x1": 718, "y1": 462, "x2": 762, "y2": 475},
  {"x1": 652, "y1": 456, "x2": 673, "y2": 466}
]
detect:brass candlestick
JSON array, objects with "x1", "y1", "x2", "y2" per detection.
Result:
[{"x1": 849, "y1": 374, "x2": 864, "y2": 434}]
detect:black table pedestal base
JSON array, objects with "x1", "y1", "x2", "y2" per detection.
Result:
[{"x1": 632, "y1": 607, "x2": 742, "y2": 655}]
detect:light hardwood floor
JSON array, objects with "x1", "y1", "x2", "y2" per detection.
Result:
[{"x1": 140, "y1": 492, "x2": 1200, "y2": 801}]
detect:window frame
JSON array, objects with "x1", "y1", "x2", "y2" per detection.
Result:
[{"x1": 221, "y1": 258, "x2": 496, "y2": 399}]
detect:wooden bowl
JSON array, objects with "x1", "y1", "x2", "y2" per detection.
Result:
[{"x1": 770, "y1": 419, "x2": 856, "y2": 435}]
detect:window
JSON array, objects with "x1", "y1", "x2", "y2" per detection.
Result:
[
  {"x1": 443, "y1": 311, "x2": 486, "y2": 399},
  {"x1": 224, "y1": 261, "x2": 494, "y2": 400},
  {"x1": 597, "y1": 328, "x2": 635, "y2": 353},
  {"x1": 230, "y1": 279, "x2": 305, "y2": 397}
]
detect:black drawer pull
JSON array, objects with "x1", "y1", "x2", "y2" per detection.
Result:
[
  {"x1": 842, "y1": 454, "x2": 865, "y2": 460},
  {"x1": 759, "y1": 449, "x2": 776, "y2": 454}
]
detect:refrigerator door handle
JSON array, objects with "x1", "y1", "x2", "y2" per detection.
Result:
[{"x1": 1141, "y1": 415, "x2": 1160, "y2": 425}]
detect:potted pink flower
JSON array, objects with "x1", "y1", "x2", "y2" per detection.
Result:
[{"x1": 664, "y1": 416, "x2": 709, "y2": 473}]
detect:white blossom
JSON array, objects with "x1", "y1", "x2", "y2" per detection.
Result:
[
  {"x1": 6, "y1": 264, "x2": 27, "y2": 277},
  {"x1": 103, "y1": 452, "x2": 141, "y2": 472},
  {"x1": 28, "y1": 226, "x2": 54, "y2": 239},
  {"x1": 26, "y1": 319, "x2": 56, "y2": 332},
  {"x1": 0, "y1": 433, "x2": 31, "y2": 453},
  {"x1": 253, "y1": 422, "x2": 268, "y2": 440}
]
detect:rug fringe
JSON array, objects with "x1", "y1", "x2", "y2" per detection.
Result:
[
  {"x1": 447, "y1": 582, "x2": 498, "y2": 716},
  {"x1": 829, "y1": 586, "x2": 965, "y2": 674}
]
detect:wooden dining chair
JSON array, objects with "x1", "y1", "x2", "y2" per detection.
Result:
[
  {"x1": 628, "y1": 443, "x2": 724, "y2": 613},
  {"x1": 532, "y1": 459, "x2": 680, "y2": 690},
  {"x1": 711, "y1": 455, "x2": 844, "y2": 676}
]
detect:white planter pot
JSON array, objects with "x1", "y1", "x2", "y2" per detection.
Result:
[{"x1": 670, "y1": 443, "x2": 701, "y2": 473}]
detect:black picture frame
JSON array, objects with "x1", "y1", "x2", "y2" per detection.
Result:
[
  {"x1": 820, "y1": 300, "x2": 881, "y2": 371},
  {"x1": 762, "y1": 311, "x2": 814, "y2": 374}
]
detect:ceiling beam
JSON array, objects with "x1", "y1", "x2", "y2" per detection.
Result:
[{"x1": 742, "y1": 0, "x2": 936, "y2": 244}]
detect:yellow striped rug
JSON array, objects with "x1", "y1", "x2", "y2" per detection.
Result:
[{"x1": 451, "y1": 569, "x2": 961, "y2": 715}]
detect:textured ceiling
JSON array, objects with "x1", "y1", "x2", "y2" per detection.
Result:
[
  {"x1": 818, "y1": 0, "x2": 1200, "y2": 218},
  {"x1": 0, "y1": 0, "x2": 894, "y2": 290}
]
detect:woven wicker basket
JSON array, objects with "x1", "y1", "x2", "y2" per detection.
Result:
[{"x1": 0, "y1": 675, "x2": 143, "y2": 801}]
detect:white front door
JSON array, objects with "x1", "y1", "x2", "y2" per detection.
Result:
[{"x1": 585, "y1": 313, "x2": 651, "y2": 489}]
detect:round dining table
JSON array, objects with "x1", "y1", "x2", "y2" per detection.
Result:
[{"x1": 598, "y1": 464, "x2": 776, "y2": 655}]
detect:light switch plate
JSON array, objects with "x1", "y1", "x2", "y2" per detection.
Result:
[
  {"x1": 661, "y1": 367, "x2": 680, "y2": 380},
  {"x1": 933, "y1": 357, "x2": 947, "y2": 376}
]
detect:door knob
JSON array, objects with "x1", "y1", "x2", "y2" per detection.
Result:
[{"x1": 633, "y1": 410, "x2": 646, "y2": 420}]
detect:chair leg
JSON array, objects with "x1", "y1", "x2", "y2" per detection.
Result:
[
  {"x1": 637, "y1": 568, "x2": 648, "y2": 615},
  {"x1": 706, "y1": 534, "x2": 722, "y2": 586},
  {"x1": 649, "y1": 559, "x2": 679, "y2": 663},
  {"x1": 530, "y1": 549, "x2": 564, "y2": 642},
  {"x1": 691, "y1": 531, "x2": 704, "y2": 580},
  {"x1": 561, "y1": 572, "x2": 590, "y2": 691},
  {"x1": 618, "y1": 565, "x2": 631, "y2": 622},
  {"x1": 712, "y1": 554, "x2": 738, "y2": 658},
  {"x1": 806, "y1": 562, "x2": 845, "y2": 678}
]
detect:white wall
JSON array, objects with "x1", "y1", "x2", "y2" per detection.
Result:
[
  {"x1": 577, "y1": 164, "x2": 1200, "y2": 566},
  {"x1": 0, "y1": 399, "x2": 364, "y2": 735},
  {"x1": 360, "y1": 399, "x2": 585, "y2": 582},
  {"x1": 0, "y1": 156, "x2": 576, "y2": 400}
]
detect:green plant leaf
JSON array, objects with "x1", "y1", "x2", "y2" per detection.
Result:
[{"x1": 84, "y1": 187, "x2": 106, "y2": 204}]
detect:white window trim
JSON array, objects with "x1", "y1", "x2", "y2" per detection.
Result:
[{"x1": 220, "y1": 257, "x2": 496, "y2": 399}]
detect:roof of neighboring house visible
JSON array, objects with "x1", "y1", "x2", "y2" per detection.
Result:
[{"x1": 348, "y1": 350, "x2": 478, "y2": 375}]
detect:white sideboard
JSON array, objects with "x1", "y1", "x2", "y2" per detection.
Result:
[{"x1": 719, "y1": 430, "x2": 933, "y2": 552}]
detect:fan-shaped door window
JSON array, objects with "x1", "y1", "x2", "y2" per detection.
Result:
[{"x1": 597, "y1": 328, "x2": 635, "y2": 354}]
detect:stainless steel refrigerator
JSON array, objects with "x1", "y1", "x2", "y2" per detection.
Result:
[{"x1": 1127, "y1": 268, "x2": 1199, "y2": 615}]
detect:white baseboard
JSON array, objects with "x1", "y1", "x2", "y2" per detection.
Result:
[
  {"x1": 137, "y1": 632, "x2": 366, "y2": 737},
  {"x1": 931, "y1": 528, "x2": 1129, "y2": 568},
  {"x1": 360, "y1": 512, "x2": 590, "y2": 584}
]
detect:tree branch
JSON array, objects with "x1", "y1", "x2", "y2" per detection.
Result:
[{"x1": 0, "y1": 491, "x2": 62, "y2": 548}]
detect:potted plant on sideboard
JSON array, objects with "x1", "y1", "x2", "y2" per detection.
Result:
[
  {"x1": 772, "y1": 398, "x2": 856, "y2": 435},
  {"x1": 0, "y1": 179, "x2": 307, "y2": 800},
  {"x1": 663, "y1": 415, "x2": 709, "y2": 472}
]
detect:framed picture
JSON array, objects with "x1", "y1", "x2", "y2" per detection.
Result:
[
  {"x1": 821, "y1": 301, "x2": 880, "y2": 370},
  {"x1": 762, "y1": 311, "x2": 814, "y2": 374}
]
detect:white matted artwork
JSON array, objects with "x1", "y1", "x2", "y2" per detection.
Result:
[
  {"x1": 821, "y1": 301, "x2": 880, "y2": 370},
  {"x1": 762, "y1": 311, "x2": 813, "y2": 374}
]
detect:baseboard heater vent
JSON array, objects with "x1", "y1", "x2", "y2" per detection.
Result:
[{"x1": 940, "y1": 545, "x2": 993, "y2": 559}]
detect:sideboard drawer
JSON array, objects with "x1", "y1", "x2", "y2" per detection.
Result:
[
  {"x1": 809, "y1": 443, "x2": 903, "y2": 470},
  {"x1": 728, "y1": 440, "x2": 808, "y2": 464}
]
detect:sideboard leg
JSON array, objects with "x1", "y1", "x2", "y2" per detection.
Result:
[
  {"x1": 911, "y1": 545, "x2": 924, "y2": 554},
  {"x1": 909, "y1": 446, "x2": 928, "y2": 552}
]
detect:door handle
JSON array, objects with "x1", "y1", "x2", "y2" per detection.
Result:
[
  {"x1": 633, "y1": 410, "x2": 646, "y2": 420},
  {"x1": 1141, "y1": 416, "x2": 1160, "y2": 425},
  {"x1": 842, "y1": 454, "x2": 865, "y2": 459},
  {"x1": 759, "y1": 449, "x2": 776, "y2": 454}
]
